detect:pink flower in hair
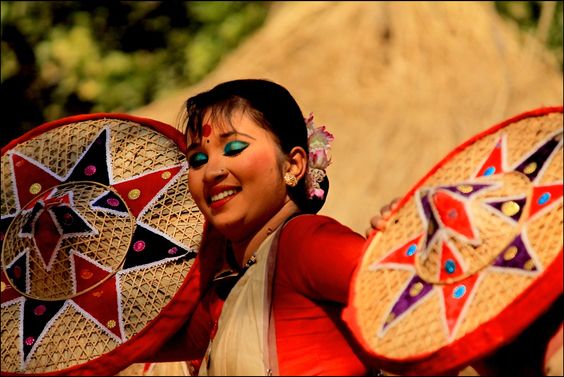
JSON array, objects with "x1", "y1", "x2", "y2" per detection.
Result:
[{"x1": 304, "y1": 113, "x2": 334, "y2": 200}]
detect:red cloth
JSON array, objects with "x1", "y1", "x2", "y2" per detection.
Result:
[
  {"x1": 274, "y1": 214, "x2": 368, "y2": 376},
  {"x1": 146, "y1": 214, "x2": 369, "y2": 375}
]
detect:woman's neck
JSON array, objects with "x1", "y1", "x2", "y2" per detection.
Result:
[{"x1": 230, "y1": 200, "x2": 299, "y2": 268}]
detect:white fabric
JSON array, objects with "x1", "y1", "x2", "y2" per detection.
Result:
[{"x1": 199, "y1": 229, "x2": 280, "y2": 376}]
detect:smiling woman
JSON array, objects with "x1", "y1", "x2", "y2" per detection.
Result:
[{"x1": 140, "y1": 79, "x2": 373, "y2": 376}]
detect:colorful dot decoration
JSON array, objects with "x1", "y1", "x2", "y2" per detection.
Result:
[
  {"x1": 24, "y1": 337, "x2": 35, "y2": 346},
  {"x1": 33, "y1": 305, "x2": 47, "y2": 316},
  {"x1": 523, "y1": 162, "x2": 537, "y2": 175},
  {"x1": 447, "y1": 209, "x2": 459, "y2": 219},
  {"x1": 13, "y1": 266, "x2": 22, "y2": 279},
  {"x1": 0, "y1": 281, "x2": 5, "y2": 292},
  {"x1": 80, "y1": 269, "x2": 94, "y2": 280},
  {"x1": 453, "y1": 285, "x2": 466, "y2": 299},
  {"x1": 106, "y1": 320, "x2": 116, "y2": 329},
  {"x1": 524, "y1": 259, "x2": 536, "y2": 271},
  {"x1": 63, "y1": 213, "x2": 74, "y2": 225},
  {"x1": 538, "y1": 192, "x2": 551, "y2": 205},
  {"x1": 444, "y1": 259, "x2": 456, "y2": 274},
  {"x1": 133, "y1": 240, "x2": 146, "y2": 252},
  {"x1": 483, "y1": 166, "x2": 496, "y2": 176},
  {"x1": 406, "y1": 244, "x2": 417, "y2": 256},
  {"x1": 168, "y1": 247, "x2": 178, "y2": 255},
  {"x1": 503, "y1": 246, "x2": 518, "y2": 261},
  {"x1": 106, "y1": 198, "x2": 120, "y2": 207},
  {"x1": 128, "y1": 189, "x2": 141, "y2": 200},
  {"x1": 161, "y1": 171, "x2": 172, "y2": 180},
  {"x1": 29, "y1": 183, "x2": 42, "y2": 195},
  {"x1": 456, "y1": 185, "x2": 473, "y2": 194},
  {"x1": 84, "y1": 165, "x2": 97, "y2": 176},
  {"x1": 409, "y1": 282, "x2": 424, "y2": 297},
  {"x1": 501, "y1": 201, "x2": 520, "y2": 217}
]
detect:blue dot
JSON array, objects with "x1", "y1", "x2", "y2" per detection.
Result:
[
  {"x1": 453, "y1": 285, "x2": 466, "y2": 299},
  {"x1": 444, "y1": 259, "x2": 456, "y2": 274},
  {"x1": 483, "y1": 166, "x2": 496, "y2": 176},
  {"x1": 538, "y1": 192, "x2": 551, "y2": 205},
  {"x1": 406, "y1": 244, "x2": 417, "y2": 256}
]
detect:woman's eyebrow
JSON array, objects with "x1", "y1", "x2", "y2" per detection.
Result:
[{"x1": 219, "y1": 131, "x2": 256, "y2": 140}]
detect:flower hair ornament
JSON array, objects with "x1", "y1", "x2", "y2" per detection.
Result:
[{"x1": 305, "y1": 112, "x2": 334, "y2": 199}]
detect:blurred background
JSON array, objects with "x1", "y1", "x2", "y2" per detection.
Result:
[{"x1": 2, "y1": 1, "x2": 563, "y2": 234}]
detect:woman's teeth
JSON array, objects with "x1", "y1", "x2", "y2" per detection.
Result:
[{"x1": 211, "y1": 189, "x2": 237, "y2": 203}]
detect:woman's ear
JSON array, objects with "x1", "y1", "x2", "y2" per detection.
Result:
[{"x1": 285, "y1": 146, "x2": 308, "y2": 180}]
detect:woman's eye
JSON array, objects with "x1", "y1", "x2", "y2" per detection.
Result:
[
  {"x1": 188, "y1": 152, "x2": 208, "y2": 168},
  {"x1": 224, "y1": 141, "x2": 249, "y2": 156}
]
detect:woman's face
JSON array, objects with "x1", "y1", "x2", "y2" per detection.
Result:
[{"x1": 186, "y1": 109, "x2": 289, "y2": 242}]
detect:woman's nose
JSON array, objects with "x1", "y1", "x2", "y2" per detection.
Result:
[{"x1": 203, "y1": 160, "x2": 228, "y2": 183}]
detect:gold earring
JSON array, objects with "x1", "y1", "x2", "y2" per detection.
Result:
[{"x1": 284, "y1": 172, "x2": 298, "y2": 187}]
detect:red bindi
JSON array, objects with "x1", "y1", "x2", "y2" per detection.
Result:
[{"x1": 202, "y1": 124, "x2": 212, "y2": 137}]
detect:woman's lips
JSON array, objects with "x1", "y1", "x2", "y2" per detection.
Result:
[{"x1": 208, "y1": 186, "x2": 240, "y2": 209}]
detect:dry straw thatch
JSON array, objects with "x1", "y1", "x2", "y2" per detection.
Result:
[{"x1": 132, "y1": 1, "x2": 563, "y2": 234}]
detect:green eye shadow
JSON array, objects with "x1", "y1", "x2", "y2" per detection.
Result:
[{"x1": 224, "y1": 140, "x2": 249, "y2": 156}]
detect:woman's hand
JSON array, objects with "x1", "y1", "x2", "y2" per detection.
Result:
[{"x1": 365, "y1": 198, "x2": 400, "y2": 237}]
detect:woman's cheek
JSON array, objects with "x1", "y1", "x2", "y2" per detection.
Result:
[{"x1": 187, "y1": 171, "x2": 205, "y2": 207}]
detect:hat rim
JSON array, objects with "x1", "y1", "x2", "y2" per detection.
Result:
[
  {"x1": 343, "y1": 106, "x2": 564, "y2": 375},
  {"x1": 1, "y1": 113, "x2": 201, "y2": 376}
]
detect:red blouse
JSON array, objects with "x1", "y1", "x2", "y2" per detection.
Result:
[
  {"x1": 147, "y1": 214, "x2": 369, "y2": 375},
  {"x1": 274, "y1": 214, "x2": 369, "y2": 375}
]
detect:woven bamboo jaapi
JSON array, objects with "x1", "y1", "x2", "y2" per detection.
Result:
[
  {"x1": 344, "y1": 107, "x2": 563, "y2": 375},
  {"x1": 1, "y1": 114, "x2": 204, "y2": 375}
]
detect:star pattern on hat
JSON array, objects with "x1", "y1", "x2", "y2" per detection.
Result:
[
  {"x1": 371, "y1": 129, "x2": 563, "y2": 340},
  {"x1": 1, "y1": 125, "x2": 196, "y2": 369}
]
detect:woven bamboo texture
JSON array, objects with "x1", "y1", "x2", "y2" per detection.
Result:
[
  {"x1": 350, "y1": 112, "x2": 563, "y2": 360},
  {"x1": 1, "y1": 118, "x2": 204, "y2": 374}
]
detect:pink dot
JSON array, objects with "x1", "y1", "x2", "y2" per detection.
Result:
[
  {"x1": 13, "y1": 266, "x2": 21, "y2": 279},
  {"x1": 34, "y1": 305, "x2": 47, "y2": 316},
  {"x1": 25, "y1": 337, "x2": 35, "y2": 346},
  {"x1": 202, "y1": 124, "x2": 212, "y2": 137},
  {"x1": 106, "y1": 198, "x2": 120, "y2": 207},
  {"x1": 84, "y1": 165, "x2": 97, "y2": 176},
  {"x1": 133, "y1": 240, "x2": 146, "y2": 252},
  {"x1": 168, "y1": 247, "x2": 178, "y2": 255}
]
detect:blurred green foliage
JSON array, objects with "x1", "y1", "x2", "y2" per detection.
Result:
[
  {"x1": 495, "y1": 1, "x2": 563, "y2": 67},
  {"x1": 1, "y1": 1, "x2": 562, "y2": 148},
  {"x1": 1, "y1": 1, "x2": 269, "y2": 147}
]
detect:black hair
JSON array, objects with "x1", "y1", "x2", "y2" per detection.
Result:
[{"x1": 182, "y1": 79, "x2": 328, "y2": 214}]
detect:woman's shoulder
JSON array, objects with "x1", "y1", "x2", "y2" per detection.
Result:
[
  {"x1": 281, "y1": 213, "x2": 365, "y2": 249},
  {"x1": 284, "y1": 213, "x2": 355, "y2": 232}
]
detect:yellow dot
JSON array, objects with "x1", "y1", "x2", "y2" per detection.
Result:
[
  {"x1": 128, "y1": 189, "x2": 141, "y2": 200},
  {"x1": 106, "y1": 320, "x2": 116, "y2": 329},
  {"x1": 409, "y1": 282, "x2": 424, "y2": 297},
  {"x1": 29, "y1": 183, "x2": 42, "y2": 195},
  {"x1": 503, "y1": 246, "x2": 518, "y2": 261},
  {"x1": 161, "y1": 171, "x2": 172, "y2": 180},
  {"x1": 523, "y1": 162, "x2": 537, "y2": 175},
  {"x1": 385, "y1": 313, "x2": 395, "y2": 324},
  {"x1": 1, "y1": 281, "x2": 6, "y2": 292},
  {"x1": 524, "y1": 259, "x2": 535, "y2": 271},
  {"x1": 457, "y1": 185, "x2": 473, "y2": 194},
  {"x1": 501, "y1": 201, "x2": 520, "y2": 217}
]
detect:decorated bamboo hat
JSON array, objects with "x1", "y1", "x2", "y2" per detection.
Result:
[
  {"x1": 343, "y1": 107, "x2": 563, "y2": 375},
  {"x1": 1, "y1": 114, "x2": 205, "y2": 375}
]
